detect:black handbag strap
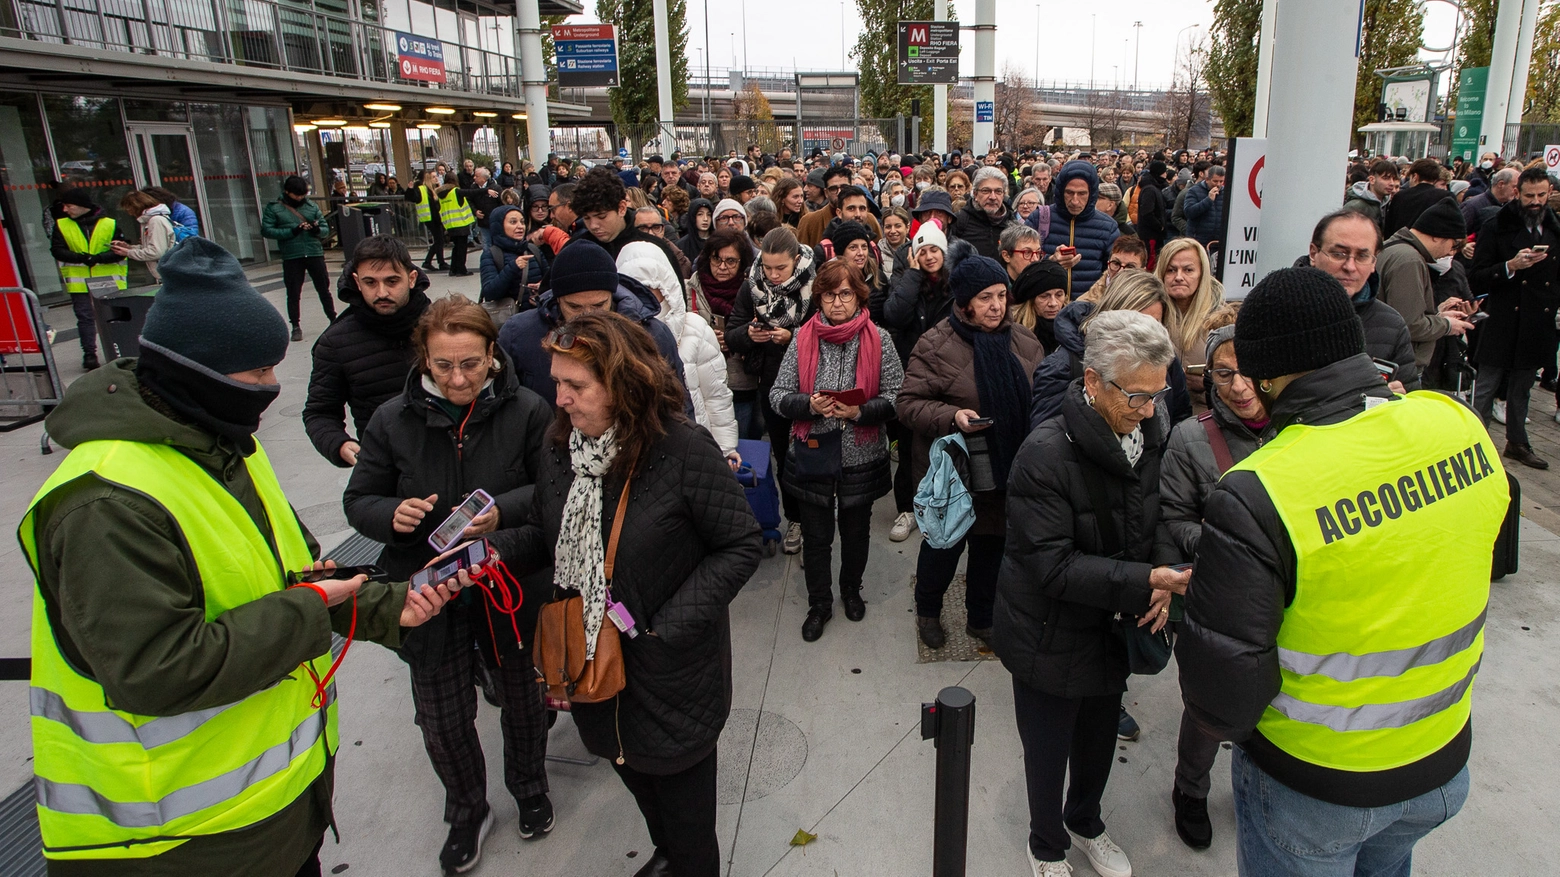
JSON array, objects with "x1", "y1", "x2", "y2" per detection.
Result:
[{"x1": 1078, "y1": 460, "x2": 1122, "y2": 559}]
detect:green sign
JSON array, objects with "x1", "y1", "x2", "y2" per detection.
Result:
[{"x1": 1450, "y1": 66, "x2": 1488, "y2": 162}]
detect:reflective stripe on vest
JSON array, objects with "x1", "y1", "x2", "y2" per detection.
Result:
[
  {"x1": 1229, "y1": 390, "x2": 1507, "y2": 772},
  {"x1": 439, "y1": 187, "x2": 474, "y2": 230},
  {"x1": 57, "y1": 217, "x2": 127, "y2": 294},
  {"x1": 19, "y1": 439, "x2": 335, "y2": 860},
  {"x1": 414, "y1": 185, "x2": 433, "y2": 222}
]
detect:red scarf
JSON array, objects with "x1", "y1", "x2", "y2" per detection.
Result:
[{"x1": 792, "y1": 309, "x2": 882, "y2": 445}]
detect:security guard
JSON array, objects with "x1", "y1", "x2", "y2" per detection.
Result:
[
  {"x1": 49, "y1": 188, "x2": 126, "y2": 371},
  {"x1": 19, "y1": 237, "x2": 452, "y2": 876},
  {"x1": 436, "y1": 180, "x2": 477, "y2": 277},
  {"x1": 410, "y1": 168, "x2": 447, "y2": 273},
  {"x1": 1176, "y1": 267, "x2": 1507, "y2": 876}
]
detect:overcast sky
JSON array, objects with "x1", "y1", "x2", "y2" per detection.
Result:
[{"x1": 565, "y1": 0, "x2": 1462, "y2": 91}]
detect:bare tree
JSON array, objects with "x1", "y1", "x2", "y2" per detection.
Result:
[
  {"x1": 992, "y1": 63, "x2": 1046, "y2": 151},
  {"x1": 1080, "y1": 87, "x2": 1129, "y2": 150},
  {"x1": 1158, "y1": 33, "x2": 1213, "y2": 149}
]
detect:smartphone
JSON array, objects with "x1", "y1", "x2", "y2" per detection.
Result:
[
  {"x1": 967, "y1": 416, "x2": 995, "y2": 427},
  {"x1": 1535, "y1": 245, "x2": 1551, "y2": 254},
  {"x1": 712, "y1": 314, "x2": 726, "y2": 332},
  {"x1": 1185, "y1": 364, "x2": 1206, "y2": 376},
  {"x1": 428, "y1": 489, "x2": 495, "y2": 553},
  {"x1": 287, "y1": 565, "x2": 388, "y2": 586},
  {"x1": 1057, "y1": 245, "x2": 1076, "y2": 255},
  {"x1": 822, "y1": 388, "x2": 869, "y2": 407},
  {"x1": 410, "y1": 539, "x2": 490, "y2": 590},
  {"x1": 1468, "y1": 311, "x2": 1490, "y2": 324},
  {"x1": 1370, "y1": 357, "x2": 1397, "y2": 381},
  {"x1": 1170, "y1": 563, "x2": 1193, "y2": 573}
]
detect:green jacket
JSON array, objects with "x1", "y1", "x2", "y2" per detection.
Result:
[
  {"x1": 27, "y1": 361, "x2": 407, "y2": 876},
  {"x1": 261, "y1": 196, "x2": 328, "y2": 260}
]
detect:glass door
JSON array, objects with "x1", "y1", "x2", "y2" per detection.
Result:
[{"x1": 126, "y1": 124, "x2": 210, "y2": 235}]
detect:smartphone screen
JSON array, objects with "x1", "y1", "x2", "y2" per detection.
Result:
[
  {"x1": 428, "y1": 490, "x2": 494, "y2": 553},
  {"x1": 410, "y1": 540, "x2": 489, "y2": 589}
]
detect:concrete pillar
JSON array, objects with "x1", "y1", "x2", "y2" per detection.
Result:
[
  {"x1": 1479, "y1": 0, "x2": 1523, "y2": 157},
  {"x1": 970, "y1": 0, "x2": 995, "y2": 153},
  {"x1": 1506, "y1": 0, "x2": 1539, "y2": 133},
  {"x1": 516, "y1": 0, "x2": 551, "y2": 161},
  {"x1": 389, "y1": 119, "x2": 413, "y2": 182},
  {"x1": 652, "y1": 0, "x2": 679, "y2": 157},
  {"x1": 1250, "y1": 0, "x2": 1277, "y2": 138},
  {"x1": 933, "y1": 0, "x2": 947, "y2": 155},
  {"x1": 499, "y1": 124, "x2": 519, "y2": 172},
  {"x1": 1253, "y1": 0, "x2": 1361, "y2": 279}
]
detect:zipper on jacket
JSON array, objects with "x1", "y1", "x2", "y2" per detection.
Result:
[{"x1": 614, "y1": 694, "x2": 626, "y2": 765}]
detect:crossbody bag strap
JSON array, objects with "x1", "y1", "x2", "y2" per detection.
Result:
[
  {"x1": 1197, "y1": 411, "x2": 1235, "y2": 474},
  {"x1": 603, "y1": 473, "x2": 633, "y2": 583},
  {"x1": 1077, "y1": 458, "x2": 1122, "y2": 559}
]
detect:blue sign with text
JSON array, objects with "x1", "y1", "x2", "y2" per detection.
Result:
[{"x1": 976, "y1": 101, "x2": 994, "y2": 123}]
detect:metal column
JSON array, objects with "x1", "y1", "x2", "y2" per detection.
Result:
[
  {"x1": 933, "y1": 0, "x2": 947, "y2": 155},
  {"x1": 971, "y1": 0, "x2": 995, "y2": 153},
  {"x1": 1479, "y1": 0, "x2": 1524, "y2": 157},
  {"x1": 652, "y1": 0, "x2": 679, "y2": 157},
  {"x1": 515, "y1": 0, "x2": 551, "y2": 161}
]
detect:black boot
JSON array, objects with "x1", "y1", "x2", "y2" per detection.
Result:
[
  {"x1": 632, "y1": 851, "x2": 673, "y2": 877},
  {"x1": 916, "y1": 615, "x2": 946, "y2": 649},
  {"x1": 801, "y1": 605, "x2": 832, "y2": 641},
  {"x1": 81, "y1": 350, "x2": 100, "y2": 370},
  {"x1": 1173, "y1": 786, "x2": 1212, "y2": 849},
  {"x1": 1504, "y1": 442, "x2": 1549, "y2": 470},
  {"x1": 842, "y1": 589, "x2": 865, "y2": 622}
]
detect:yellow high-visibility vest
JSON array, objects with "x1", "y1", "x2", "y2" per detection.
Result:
[
  {"x1": 414, "y1": 184, "x2": 434, "y2": 223},
  {"x1": 438, "y1": 187, "x2": 474, "y2": 231},
  {"x1": 57, "y1": 216, "x2": 127, "y2": 295}
]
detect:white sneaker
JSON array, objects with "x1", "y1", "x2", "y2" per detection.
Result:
[
  {"x1": 890, "y1": 511, "x2": 917, "y2": 542},
  {"x1": 783, "y1": 521, "x2": 803, "y2": 554},
  {"x1": 1066, "y1": 828, "x2": 1131, "y2": 877},
  {"x1": 1493, "y1": 399, "x2": 1507, "y2": 424},
  {"x1": 1029, "y1": 850, "x2": 1072, "y2": 877}
]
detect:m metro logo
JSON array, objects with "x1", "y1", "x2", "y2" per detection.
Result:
[{"x1": 907, "y1": 24, "x2": 929, "y2": 56}]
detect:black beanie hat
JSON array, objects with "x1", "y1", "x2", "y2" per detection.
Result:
[
  {"x1": 1412, "y1": 197, "x2": 1466, "y2": 240},
  {"x1": 950, "y1": 254, "x2": 1011, "y2": 306},
  {"x1": 729, "y1": 175, "x2": 757, "y2": 197},
  {"x1": 1234, "y1": 267, "x2": 1365, "y2": 381},
  {"x1": 550, "y1": 241, "x2": 620, "y2": 299},
  {"x1": 139, "y1": 237, "x2": 289, "y2": 374},
  {"x1": 826, "y1": 220, "x2": 873, "y2": 253},
  {"x1": 1011, "y1": 260, "x2": 1068, "y2": 304},
  {"x1": 282, "y1": 175, "x2": 309, "y2": 197},
  {"x1": 57, "y1": 188, "x2": 95, "y2": 209}
]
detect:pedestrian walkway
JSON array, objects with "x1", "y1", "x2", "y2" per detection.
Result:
[{"x1": 2, "y1": 266, "x2": 1557, "y2": 875}]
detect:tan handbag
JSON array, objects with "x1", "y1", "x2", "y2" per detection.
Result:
[{"x1": 534, "y1": 477, "x2": 631, "y2": 704}]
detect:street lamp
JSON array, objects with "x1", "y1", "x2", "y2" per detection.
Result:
[
  {"x1": 1035, "y1": 5, "x2": 1042, "y2": 91},
  {"x1": 1132, "y1": 21, "x2": 1143, "y2": 92}
]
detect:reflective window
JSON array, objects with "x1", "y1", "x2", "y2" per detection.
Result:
[{"x1": 0, "y1": 92, "x2": 61, "y2": 296}]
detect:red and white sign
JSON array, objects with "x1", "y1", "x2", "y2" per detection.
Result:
[
  {"x1": 396, "y1": 32, "x2": 446, "y2": 83},
  {"x1": 1545, "y1": 144, "x2": 1560, "y2": 171},
  {"x1": 552, "y1": 24, "x2": 613, "y2": 41},
  {"x1": 1220, "y1": 136, "x2": 1266, "y2": 300}
]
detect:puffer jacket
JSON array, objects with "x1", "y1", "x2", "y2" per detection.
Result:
[
  {"x1": 897, "y1": 312, "x2": 1045, "y2": 536},
  {"x1": 951, "y1": 199, "x2": 1016, "y2": 259},
  {"x1": 1029, "y1": 300, "x2": 1193, "y2": 429},
  {"x1": 261, "y1": 196, "x2": 327, "y2": 260},
  {"x1": 497, "y1": 275, "x2": 687, "y2": 406},
  {"x1": 342, "y1": 349, "x2": 552, "y2": 665},
  {"x1": 490, "y1": 420, "x2": 761, "y2": 772},
  {"x1": 302, "y1": 263, "x2": 432, "y2": 465},
  {"x1": 1290, "y1": 254, "x2": 1421, "y2": 390},
  {"x1": 1134, "y1": 173, "x2": 1171, "y2": 249},
  {"x1": 991, "y1": 380, "x2": 1173, "y2": 698},
  {"x1": 1043, "y1": 161, "x2": 1121, "y2": 296},
  {"x1": 479, "y1": 205, "x2": 543, "y2": 306},
  {"x1": 1181, "y1": 180, "x2": 1223, "y2": 245},
  {"x1": 653, "y1": 262, "x2": 739, "y2": 454},
  {"x1": 878, "y1": 239, "x2": 971, "y2": 365}
]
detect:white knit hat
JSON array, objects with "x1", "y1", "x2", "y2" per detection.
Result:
[
  {"x1": 912, "y1": 219, "x2": 948, "y2": 257},
  {"x1": 713, "y1": 198, "x2": 746, "y2": 221}
]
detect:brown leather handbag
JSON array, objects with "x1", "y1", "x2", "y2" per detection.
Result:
[{"x1": 533, "y1": 477, "x2": 631, "y2": 704}]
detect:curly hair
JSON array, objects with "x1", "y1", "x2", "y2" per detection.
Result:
[{"x1": 569, "y1": 166, "x2": 627, "y2": 216}]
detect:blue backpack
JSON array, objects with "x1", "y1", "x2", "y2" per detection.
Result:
[
  {"x1": 170, "y1": 221, "x2": 199, "y2": 243},
  {"x1": 913, "y1": 433, "x2": 976, "y2": 549}
]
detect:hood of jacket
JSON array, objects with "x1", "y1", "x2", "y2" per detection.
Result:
[
  {"x1": 1054, "y1": 161, "x2": 1101, "y2": 220},
  {"x1": 139, "y1": 203, "x2": 171, "y2": 222},
  {"x1": 525, "y1": 184, "x2": 550, "y2": 208},
  {"x1": 1052, "y1": 299, "x2": 1094, "y2": 357},
  {"x1": 1268, "y1": 354, "x2": 1391, "y2": 432},
  {"x1": 537, "y1": 273, "x2": 660, "y2": 329},
  {"x1": 44, "y1": 360, "x2": 241, "y2": 467},
  {"x1": 1346, "y1": 180, "x2": 1382, "y2": 206},
  {"x1": 487, "y1": 204, "x2": 523, "y2": 239},
  {"x1": 1385, "y1": 225, "x2": 1433, "y2": 262}
]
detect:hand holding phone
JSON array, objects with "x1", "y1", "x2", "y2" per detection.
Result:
[
  {"x1": 429, "y1": 490, "x2": 496, "y2": 553},
  {"x1": 288, "y1": 564, "x2": 388, "y2": 586},
  {"x1": 411, "y1": 539, "x2": 492, "y2": 590}
]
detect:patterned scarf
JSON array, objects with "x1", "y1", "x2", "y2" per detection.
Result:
[
  {"x1": 554, "y1": 426, "x2": 619, "y2": 660},
  {"x1": 747, "y1": 245, "x2": 816, "y2": 328}
]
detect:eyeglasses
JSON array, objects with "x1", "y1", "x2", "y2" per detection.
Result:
[
  {"x1": 716, "y1": 215, "x2": 745, "y2": 226},
  {"x1": 825, "y1": 184, "x2": 846, "y2": 193},
  {"x1": 1107, "y1": 259, "x2": 1138, "y2": 270},
  {"x1": 1208, "y1": 367, "x2": 1249, "y2": 387},
  {"x1": 546, "y1": 329, "x2": 589, "y2": 350},
  {"x1": 1109, "y1": 380, "x2": 1169, "y2": 409},
  {"x1": 819, "y1": 289, "x2": 856, "y2": 303},
  {"x1": 429, "y1": 357, "x2": 490, "y2": 377},
  {"x1": 1316, "y1": 248, "x2": 1377, "y2": 266},
  {"x1": 635, "y1": 223, "x2": 662, "y2": 233},
  {"x1": 1009, "y1": 248, "x2": 1043, "y2": 260},
  {"x1": 711, "y1": 256, "x2": 742, "y2": 268},
  {"x1": 975, "y1": 186, "x2": 1006, "y2": 197}
]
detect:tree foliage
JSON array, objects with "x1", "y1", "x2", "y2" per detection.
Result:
[
  {"x1": 1448, "y1": 0, "x2": 1496, "y2": 109},
  {"x1": 1206, "y1": 0, "x2": 1262, "y2": 138},
  {"x1": 731, "y1": 83, "x2": 782, "y2": 153},
  {"x1": 1527, "y1": 0, "x2": 1560, "y2": 122},
  {"x1": 596, "y1": 0, "x2": 690, "y2": 128},
  {"x1": 851, "y1": 0, "x2": 954, "y2": 138},
  {"x1": 992, "y1": 63, "x2": 1047, "y2": 151},
  {"x1": 1354, "y1": 0, "x2": 1425, "y2": 149}
]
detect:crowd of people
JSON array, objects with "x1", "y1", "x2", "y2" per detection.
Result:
[{"x1": 31, "y1": 137, "x2": 1553, "y2": 877}]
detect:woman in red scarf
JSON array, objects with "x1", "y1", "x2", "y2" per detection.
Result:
[{"x1": 768, "y1": 259, "x2": 904, "y2": 642}]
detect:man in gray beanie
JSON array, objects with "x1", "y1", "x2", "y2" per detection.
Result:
[
  {"x1": 1178, "y1": 266, "x2": 1508, "y2": 877},
  {"x1": 18, "y1": 236, "x2": 451, "y2": 876}
]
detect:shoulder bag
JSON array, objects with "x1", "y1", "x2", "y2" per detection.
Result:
[
  {"x1": 533, "y1": 476, "x2": 631, "y2": 704},
  {"x1": 1078, "y1": 460, "x2": 1173, "y2": 675}
]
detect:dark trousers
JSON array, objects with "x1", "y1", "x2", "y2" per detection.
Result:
[
  {"x1": 1175, "y1": 708, "x2": 1224, "y2": 798},
  {"x1": 759, "y1": 383, "x2": 800, "y2": 521},
  {"x1": 1012, "y1": 676, "x2": 1120, "y2": 862},
  {"x1": 422, "y1": 221, "x2": 447, "y2": 267},
  {"x1": 888, "y1": 419, "x2": 915, "y2": 514},
  {"x1": 914, "y1": 533, "x2": 1003, "y2": 629},
  {"x1": 69, "y1": 292, "x2": 95, "y2": 355},
  {"x1": 798, "y1": 497, "x2": 872, "y2": 610},
  {"x1": 294, "y1": 839, "x2": 324, "y2": 877},
  {"x1": 1473, "y1": 363, "x2": 1536, "y2": 447},
  {"x1": 282, "y1": 256, "x2": 335, "y2": 327},
  {"x1": 448, "y1": 230, "x2": 471, "y2": 273},
  {"x1": 407, "y1": 609, "x2": 550, "y2": 826},
  {"x1": 612, "y1": 749, "x2": 721, "y2": 877}
]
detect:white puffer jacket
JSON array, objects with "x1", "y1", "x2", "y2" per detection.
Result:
[{"x1": 616, "y1": 243, "x2": 739, "y2": 454}]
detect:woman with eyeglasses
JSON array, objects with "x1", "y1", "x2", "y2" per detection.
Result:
[
  {"x1": 993, "y1": 310, "x2": 1190, "y2": 877},
  {"x1": 1014, "y1": 187, "x2": 1043, "y2": 225},
  {"x1": 999, "y1": 224, "x2": 1046, "y2": 285},
  {"x1": 343, "y1": 295, "x2": 555, "y2": 873},
  {"x1": 769, "y1": 259, "x2": 903, "y2": 641},
  {"x1": 689, "y1": 229, "x2": 763, "y2": 444},
  {"x1": 1154, "y1": 238, "x2": 1225, "y2": 399},
  {"x1": 728, "y1": 227, "x2": 818, "y2": 555},
  {"x1": 1156, "y1": 303, "x2": 1269, "y2": 851}
]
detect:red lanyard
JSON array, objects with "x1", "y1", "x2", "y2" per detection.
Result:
[{"x1": 289, "y1": 583, "x2": 357, "y2": 709}]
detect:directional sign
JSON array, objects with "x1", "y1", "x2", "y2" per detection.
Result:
[
  {"x1": 554, "y1": 24, "x2": 619, "y2": 88},
  {"x1": 396, "y1": 32, "x2": 446, "y2": 84},
  {"x1": 897, "y1": 21, "x2": 960, "y2": 85}
]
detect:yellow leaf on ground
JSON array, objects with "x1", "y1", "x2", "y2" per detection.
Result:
[{"x1": 789, "y1": 829, "x2": 817, "y2": 847}]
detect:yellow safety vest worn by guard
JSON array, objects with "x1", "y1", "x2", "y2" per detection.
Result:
[
  {"x1": 439, "y1": 187, "x2": 474, "y2": 231},
  {"x1": 18, "y1": 439, "x2": 336, "y2": 860},
  {"x1": 57, "y1": 216, "x2": 127, "y2": 295},
  {"x1": 1229, "y1": 391, "x2": 1507, "y2": 773},
  {"x1": 414, "y1": 184, "x2": 434, "y2": 223}
]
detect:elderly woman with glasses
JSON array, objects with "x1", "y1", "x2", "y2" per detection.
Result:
[
  {"x1": 344, "y1": 295, "x2": 556, "y2": 872},
  {"x1": 993, "y1": 310, "x2": 1191, "y2": 877},
  {"x1": 998, "y1": 224, "x2": 1045, "y2": 285}
]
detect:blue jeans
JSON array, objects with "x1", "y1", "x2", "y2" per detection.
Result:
[{"x1": 1231, "y1": 746, "x2": 1468, "y2": 877}]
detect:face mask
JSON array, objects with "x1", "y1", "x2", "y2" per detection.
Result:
[
  {"x1": 890, "y1": 194, "x2": 906, "y2": 208},
  {"x1": 916, "y1": 181, "x2": 930, "y2": 191},
  {"x1": 1430, "y1": 255, "x2": 1453, "y2": 274},
  {"x1": 1479, "y1": 161, "x2": 1494, "y2": 171}
]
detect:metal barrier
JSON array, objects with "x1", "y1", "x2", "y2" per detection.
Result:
[
  {"x1": 922, "y1": 685, "x2": 976, "y2": 877},
  {"x1": 0, "y1": 288, "x2": 63, "y2": 443}
]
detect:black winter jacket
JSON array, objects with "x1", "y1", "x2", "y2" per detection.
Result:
[
  {"x1": 878, "y1": 240, "x2": 971, "y2": 366},
  {"x1": 950, "y1": 199, "x2": 1016, "y2": 259},
  {"x1": 49, "y1": 208, "x2": 128, "y2": 267},
  {"x1": 302, "y1": 268, "x2": 432, "y2": 465},
  {"x1": 1159, "y1": 391, "x2": 1268, "y2": 560},
  {"x1": 1289, "y1": 254, "x2": 1421, "y2": 390},
  {"x1": 1468, "y1": 200, "x2": 1560, "y2": 369},
  {"x1": 1175, "y1": 356, "x2": 1475, "y2": 809},
  {"x1": 1135, "y1": 174, "x2": 1171, "y2": 247},
  {"x1": 342, "y1": 350, "x2": 553, "y2": 665},
  {"x1": 490, "y1": 421, "x2": 761, "y2": 773},
  {"x1": 992, "y1": 381, "x2": 1171, "y2": 698},
  {"x1": 1382, "y1": 182, "x2": 1455, "y2": 238},
  {"x1": 1029, "y1": 300, "x2": 1193, "y2": 429}
]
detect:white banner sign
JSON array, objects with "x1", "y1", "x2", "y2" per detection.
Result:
[{"x1": 1220, "y1": 136, "x2": 1267, "y2": 300}]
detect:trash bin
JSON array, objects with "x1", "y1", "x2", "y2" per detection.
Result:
[
  {"x1": 338, "y1": 203, "x2": 389, "y2": 259},
  {"x1": 89, "y1": 282, "x2": 156, "y2": 361}
]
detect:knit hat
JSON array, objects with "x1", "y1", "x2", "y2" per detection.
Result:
[
  {"x1": 911, "y1": 190, "x2": 954, "y2": 217},
  {"x1": 57, "y1": 188, "x2": 95, "y2": 209},
  {"x1": 550, "y1": 240, "x2": 621, "y2": 299},
  {"x1": 950, "y1": 254, "x2": 1010, "y2": 305},
  {"x1": 713, "y1": 198, "x2": 746, "y2": 221},
  {"x1": 827, "y1": 220, "x2": 873, "y2": 253},
  {"x1": 615, "y1": 241, "x2": 681, "y2": 299},
  {"x1": 1233, "y1": 267, "x2": 1365, "y2": 381},
  {"x1": 911, "y1": 221, "x2": 948, "y2": 257},
  {"x1": 139, "y1": 237, "x2": 289, "y2": 374},
  {"x1": 1412, "y1": 197, "x2": 1466, "y2": 240},
  {"x1": 806, "y1": 168, "x2": 827, "y2": 189},
  {"x1": 729, "y1": 175, "x2": 758, "y2": 198},
  {"x1": 1449, "y1": 179, "x2": 1471, "y2": 197},
  {"x1": 1147, "y1": 160, "x2": 1168, "y2": 180},
  {"x1": 1011, "y1": 260, "x2": 1068, "y2": 304}
]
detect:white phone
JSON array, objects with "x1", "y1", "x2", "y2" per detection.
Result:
[{"x1": 427, "y1": 489, "x2": 495, "y2": 553}]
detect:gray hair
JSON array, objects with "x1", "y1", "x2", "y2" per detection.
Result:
[
  {"x1": 971, "y1": 166, "x2": 1008, "y2": 191},
  {"x1": 1493, "y1": 167, "x2": 1520, "y2": 187},
  {"x1": 1082, "y1": 310, "x2": 1176, "y2": 385},
  {"x1": 746, "y1": 195, "x2": 777, "y2": 214},
  {"x1": 1015, "y1": 186, "x2": 1042, "y2": 203},
  {"x1": 999, "y1": 223, "x2": 1041, "y2": 253}
]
